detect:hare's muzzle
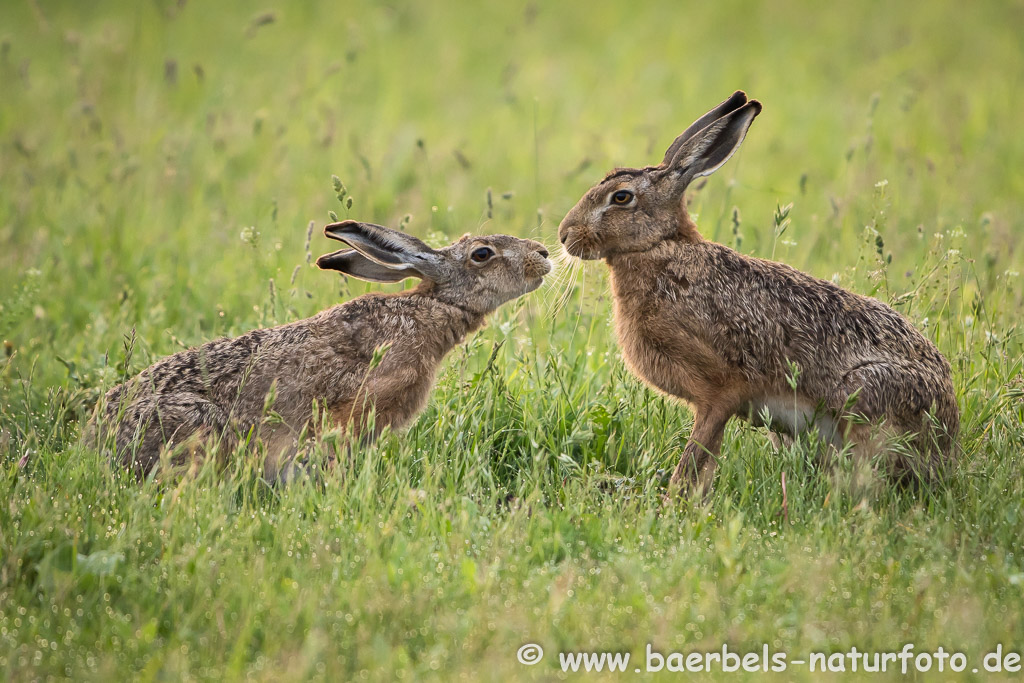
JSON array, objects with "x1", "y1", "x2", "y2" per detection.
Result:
[
  {"x1": 558, "y1": 223, "x2": 602, "y2": 260},
  {"x1": 525, "y1": 243, "x2": 552, "y2": 280}
]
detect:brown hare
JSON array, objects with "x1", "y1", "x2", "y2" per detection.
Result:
[
  {"x1": 94, "y1": 220, "x2": 551, "y2": 479},
  {"x1": 558, "y1": 91, "x2": 958, "y2": 494}
]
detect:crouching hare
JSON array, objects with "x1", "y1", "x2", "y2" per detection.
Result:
[
  {"x1": 93, "y1": 220, "x2": 551, "y2": 479},
  {"x1": 558, "y1": 91, "x2": 958, "y2": 494}
]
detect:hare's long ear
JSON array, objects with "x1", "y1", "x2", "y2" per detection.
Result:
[
  {"x1": 320, "y1": 220, "x2": 445, "y2": 282},
  {"x1": 661, "y1": 90, "x2": 749, "y2": 166},
  {"x1": 661, "y1": 100, "x2": 761, "y2": 189},
  {"x1": 316, "y1": 249, "x2": 419, "y2": 283}
]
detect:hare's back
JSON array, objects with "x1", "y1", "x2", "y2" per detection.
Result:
[
  {"x1": 665, "y1": 243, "x2": 950, "y2": 394},
  {"x1": 702, "y1": 245, "x2": 938, "y2": 357},
  {"x1": 106, "y1": 323, "x2": 315, "y2": 411}
]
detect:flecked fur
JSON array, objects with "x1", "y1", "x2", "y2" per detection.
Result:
[
  {"x1": 558, "y1": 91, "x2": 958, "y2": 493},
  {"x1": 92, "y1": 221, "x2": 550, "y2": 478}
]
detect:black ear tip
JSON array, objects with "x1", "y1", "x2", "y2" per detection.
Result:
[
  {"x1": 747, "y1": 100, "x2": 763, "y2": 116},
  {"x1": 324, "y1": 219, "x2": 361, "y2": 237},
  {"x1": 316, "y1": 248, "x2": 354, "y2": 270},
  {"x1": 722, "y1": 91, "x2": 748, "y2": 110}
]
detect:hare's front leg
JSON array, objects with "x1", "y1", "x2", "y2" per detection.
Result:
[{"x1": 669, "y1": 406, "x2": 733, "y2": 496}]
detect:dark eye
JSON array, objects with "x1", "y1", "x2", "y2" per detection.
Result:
[
  {"x1": 470, "y1": 246, "x2": 494, "y2": 263},
  {"x1": 611, "y1": 190, "x2": 634, "y2": 205}
]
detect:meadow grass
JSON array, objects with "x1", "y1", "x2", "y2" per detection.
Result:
[{"x1": 1, "y1": 0, "x2": 1023, "y2": 680}]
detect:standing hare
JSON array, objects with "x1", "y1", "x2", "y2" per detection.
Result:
[
  {"x1": 94, "y1": 220, "x2": 551, "y2": 479},
  {"x1": 558, "y1": 91, "x2": 958, "y2": 494}
]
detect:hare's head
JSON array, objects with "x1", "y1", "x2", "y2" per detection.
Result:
[
  {"x1": 317, "y1": 221, "x2": 551, "y2": 314},
  {"x1": 558, "y1": 91, "x2": 761, "y2": 260}
]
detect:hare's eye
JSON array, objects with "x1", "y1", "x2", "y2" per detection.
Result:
[
  {"x1": 470, "y1": 246, "x2": 495, "y2": 263},
  {"x1": 610, "y1": 190, "x2": 634, "y2": 205}
]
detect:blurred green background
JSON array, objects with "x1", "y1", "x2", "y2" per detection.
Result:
[
  {"x1": 1, "y1": 1, "x2": 1023, "y2": 680},
  {"x1": 2, "y1": 0, "x2": 1021, "y2": 368}
]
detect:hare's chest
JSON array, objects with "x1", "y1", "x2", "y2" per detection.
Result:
[{"x1": 613, "y1": 309, "x2": 722, "y2": 405}]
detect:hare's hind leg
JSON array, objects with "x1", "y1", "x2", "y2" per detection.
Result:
[
  {"x1": 832, "y1": 361, "x2": 952, "y2": 480},
  {"x1": 115, "y1": 394, "x2": 231, "y2": 475}
]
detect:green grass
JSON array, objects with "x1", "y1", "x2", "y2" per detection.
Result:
[{"x1": 2, "y1": 0, "x2": 1023, "y2": 680}]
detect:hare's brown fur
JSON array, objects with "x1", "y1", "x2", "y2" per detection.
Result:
[
  {"x1": 94, "y1": 222, "x2": 550, "y2": 478},
  {"x1": 559, "y1": 92, "x2": 958, "y2": 493}
]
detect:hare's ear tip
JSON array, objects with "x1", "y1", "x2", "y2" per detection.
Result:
[
  {"x1": 325, "y1": 219, "x2": 358, "y2": 228},
  {"x1": 324, "y1": 219, "x2": 362, "y2": 237},
  {"x1": 315, "y1": 248, "x2": 349, "y2": 269},
  {"x1": 748, "y1": 100, "x2": 763, "y2": 114}
]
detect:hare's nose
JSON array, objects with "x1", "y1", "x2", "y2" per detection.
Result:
[{"x1": 536, "y1": 247, "x2": 549, "y2": 259}]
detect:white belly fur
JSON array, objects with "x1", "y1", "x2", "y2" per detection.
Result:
[{"x1": 750, "y1": 396, "x2": 842, "y2": 447}]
